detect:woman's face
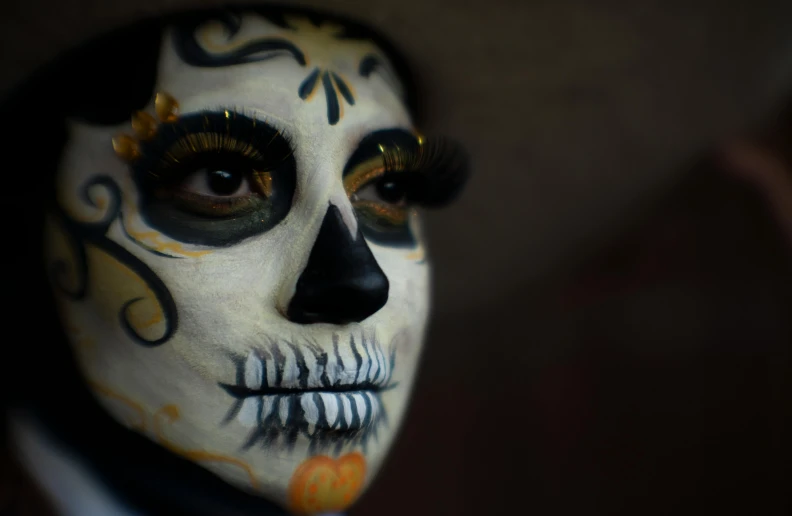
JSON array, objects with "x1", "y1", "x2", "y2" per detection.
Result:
[{"x1": 43, "y1": 11, "x2": 457, "y2": 514}]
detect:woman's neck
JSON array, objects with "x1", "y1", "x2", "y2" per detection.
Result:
[
  {"x1": 7, "y1": 403, "x2": 288, "y2": 516},
  {"x1": 10, "y1": 411, "x2": 141, "y2": 516}
]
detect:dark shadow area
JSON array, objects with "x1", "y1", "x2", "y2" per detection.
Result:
[{"x1": 354, "y1": 154, "x2": 791, "y2": 515}]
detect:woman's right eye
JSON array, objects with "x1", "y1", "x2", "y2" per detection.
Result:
[
  {"x1": 182, "y1": 168, "x2": 251, "y2": 197},
  {"x1": 129, "y1": 111, "x2": 296, "y2": 246},
  {"x1": 158, "y1": 156, "x2": 274, "y2": 218}
]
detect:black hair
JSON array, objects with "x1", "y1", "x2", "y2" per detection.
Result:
[{"x1": 0, "y1": 5, "x2": 418, "y2": 515}]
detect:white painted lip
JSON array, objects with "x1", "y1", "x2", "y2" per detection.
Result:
[
  {"x1": 220, "y1": 333, "x2": 396, "y2": 450},
  {"x1": 234, "y1": 391, "x2": 383, "y2": 433},
  {"x1": 228, "y1": 333, "x2": 396, "y2": 394}
]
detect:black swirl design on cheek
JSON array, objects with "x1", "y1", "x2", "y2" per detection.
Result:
[{"x1": 49, "y1": 176, "x2": 178, "y2": 347}]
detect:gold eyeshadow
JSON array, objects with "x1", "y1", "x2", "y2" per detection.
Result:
[
  {"x1": 165, "y1": 190, "x2": 266, "y2": 218},
  {"x1": 252, "y1": 170, "x2": 274, "y2": 197},
  {"x1": 353, "y1": 200, "x2": 409, "y2": 226},
  {"x1": 343, "y1": 156, "x2": 387, "y2": 197}
]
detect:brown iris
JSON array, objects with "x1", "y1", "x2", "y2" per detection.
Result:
[
  {"x1": 343, "y1": 154, "x2": 412, "y2": 229},
  {"x1": 155, "y1": 168, "x2": 272, "y2": 218}
]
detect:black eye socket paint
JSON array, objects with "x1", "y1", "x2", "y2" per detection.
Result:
[
  {"x1": 131, "y1": 111, "x2": 298, "y2": 247},
  {"x1": 342, "y1": 128, "x2": 470, "y2": 248}
]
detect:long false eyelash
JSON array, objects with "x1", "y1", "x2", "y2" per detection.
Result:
[
  {"x1": 134, "y1": 109, "x2": 296, "y2": 183},
  {"x1": 159, "y1": 132, "x2": 263, "y2": 170},
  {"x1": 380, "y1": 136, "x2": 470, "y2": 208},
  {"x1": 208, "y1": 105, "x2": 298, "y2": 150}
]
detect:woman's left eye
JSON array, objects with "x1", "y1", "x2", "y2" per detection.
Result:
[
  {"x1": 180, "y1": 168, "x2": 253, "y2": 198},
  {"x1": 374, "y1": 178, "x2": 407, "y2": 205},
  {"x1": 355, "y1": 176, "x2": 408, "y2": 206}
]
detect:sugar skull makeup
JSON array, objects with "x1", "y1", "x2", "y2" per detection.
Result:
[{"x1": 43, "y1": 8, "x2": 467, "y2": 515}]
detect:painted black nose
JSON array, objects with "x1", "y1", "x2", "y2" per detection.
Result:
[{"x1": 287, "y1": 205, "x2": 389, "y2": 325}]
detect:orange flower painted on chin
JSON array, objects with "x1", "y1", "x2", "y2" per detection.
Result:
[{"x1": 288, "y1": 453, "x2": 366, "y2": 514}]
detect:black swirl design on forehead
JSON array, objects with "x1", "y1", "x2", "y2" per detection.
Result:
[
  {"x1": 172, "y1": 11, "x2": 307, "y2": 67},
  {"x1": 171, "y1": 8, "x2": 408, "y2": 126}
]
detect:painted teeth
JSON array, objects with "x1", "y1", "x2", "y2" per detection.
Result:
[
  {"x1": 279, "y1": 397, "x2": 290, "y2": 426},
  {"x1": 303, "y1": 348, "x2": 322, "y2": 387},
  {"x1": 244, "y1": 351, "x2": 263, "y2": 389},
  {"x1": 301, "y1": 395, "x2": 319, "y2": 426},
  {"x1": 261, "y1": 397, "x2": 275, "y2": 424},
  {"x1": 366, "y1": 391, "x2": 379, "y2": 423},
  {"x1": 324, "y1": 351, "x2": 339, "y2": 386},
  {"x1": 320, "y1": 392, "x2": 339, "y2": 427},
  {"x1": 236, "y1": 392, "x2": 381, "y2": 433},
  {"x1": 352, "y1": 393, "x2": 367, "y2": 423},
  {"x1": 340, "y1": 396, "x2": 353, "y2": 427},
  {"x1": 231, "y1": 334, "x2": 395, "y2": 452},
  {"x1": 240, "y1": 334, "x2": 395, "y2": 390},
  {"x1": 238, "y1": 397, "x2": 260, "y2": 428},
  {"x1": 366, "y1": 342, "x2": 380, "y2": 383},
  {"x1": 356, "y1": 340, "x2": 370, "y2": 383},
  {"x1": 264, "y1": 350, "x2": 277, "y2": 388},
  {"x1": 281, "y1": 345, "x2": 299, "y2": 387}
]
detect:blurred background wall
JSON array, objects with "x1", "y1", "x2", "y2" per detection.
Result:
[{"x1": 355, "y1": 150, "x2": 792, "y2": 515}]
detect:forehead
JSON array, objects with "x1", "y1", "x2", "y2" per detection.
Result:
[{"x1": 156, "y1": 12, "x2": 412, "y2": 138}]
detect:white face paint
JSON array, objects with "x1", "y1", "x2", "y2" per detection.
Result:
[{"x1": 44, "y1": 12, "x2": 438, "y2": 514}]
